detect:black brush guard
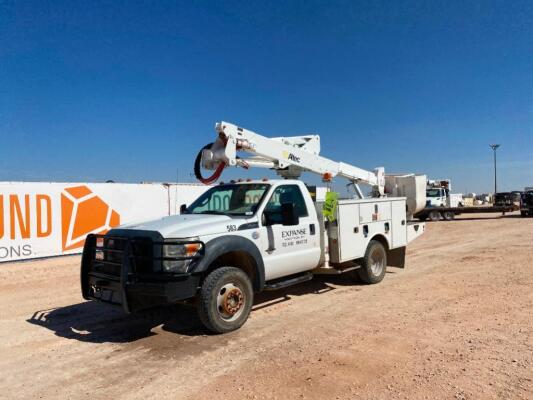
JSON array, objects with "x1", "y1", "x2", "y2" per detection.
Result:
[{"x1": 81, "y1": 234, "x2": 203, "y2": 313}]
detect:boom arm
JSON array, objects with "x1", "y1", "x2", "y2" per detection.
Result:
[{"x1": 199, "y1": 121, "x2": 385, "y2": 196}]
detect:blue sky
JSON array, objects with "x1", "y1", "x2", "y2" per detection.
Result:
[{"x1": 1, "y1": 1, "x2": 532, "y2": 193}]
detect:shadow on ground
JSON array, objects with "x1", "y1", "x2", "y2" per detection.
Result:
[{"x1": 28, "y1": 274, "x2": 358, "y2": 344}]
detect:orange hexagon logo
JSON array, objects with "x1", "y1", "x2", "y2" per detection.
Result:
[{"x1": 61, "y1": 185, "x2": 120, "y2": 251}]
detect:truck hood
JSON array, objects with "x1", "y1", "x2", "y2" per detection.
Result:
[{"x1": 118, "y1": 213, "x2": 243, "y2": 238}]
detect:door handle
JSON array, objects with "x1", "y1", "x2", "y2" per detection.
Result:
[{"x1": 309, "y1": 224, "x2": 316, "y2": 235}]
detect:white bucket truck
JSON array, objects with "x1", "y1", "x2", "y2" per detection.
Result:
[{"x1": 81, "y1": 122, "x2": 426, "y2": 333}]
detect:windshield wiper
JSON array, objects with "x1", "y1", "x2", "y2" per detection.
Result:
[{"x1": 194, "y1": 210, "x2": 228, "y2": 215}]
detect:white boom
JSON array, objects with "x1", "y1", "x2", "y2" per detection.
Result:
[{"x1": 200, "y1": 121, "x2": 386, "y2": 197}]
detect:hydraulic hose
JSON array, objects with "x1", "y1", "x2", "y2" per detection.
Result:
[{"x1": 194, "y1": 143, "x2": 225, "y2": 184}]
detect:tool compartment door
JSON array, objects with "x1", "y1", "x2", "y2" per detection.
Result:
[
  {"x1": 359, "y1": 201, "x2": 392, "y2": 224},
  {"x1": 391, "y1": 199, "x2": 407, "y2": 248},
  {"x1": 337, "y1": 203, "x2": 365, "y2": 262}
]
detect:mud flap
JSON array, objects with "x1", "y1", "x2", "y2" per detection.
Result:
[{"x1": 388, "y1": 246, "x2": 406, "y2": 268}]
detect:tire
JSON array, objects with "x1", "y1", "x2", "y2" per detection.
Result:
[
  {"x1": 357, "y1": 240, "x2": 387, "y2": 284},
  {"x1": 521, "y1": 211, "x2": 528, "y2": 217},
  {"x1": 429, "y1": 210, "x2": 442, "y2": 222},
  {"x1": 442, "y1": 211, "x2": 455, "y2": 221},
  {"x1": 197, "y1": 267, "x2": 253, "y2": 334}
]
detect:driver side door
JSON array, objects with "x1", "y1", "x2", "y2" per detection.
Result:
[{"x1": 259, "y1": 184, "x2": 320, "y2": 281}]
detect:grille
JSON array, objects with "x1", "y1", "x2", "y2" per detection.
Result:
[
  {"x1": 132, "y1": 239, "x2": 154, "y2": 272},
  {"x1": 91, "y1": 236, "x2": 154, "y2": 277}
]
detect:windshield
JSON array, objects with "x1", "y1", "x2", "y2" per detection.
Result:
[
  {"x1": 185, "y1": 183, "x2": 270, "y2": 216},
  {"x1": 426, "y1": 189, "x2": 443, "y2": 198}
]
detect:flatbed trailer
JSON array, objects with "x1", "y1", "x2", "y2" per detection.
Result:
[{"x1": 415, "y1": 205, "x2": 518, "y2": 221}]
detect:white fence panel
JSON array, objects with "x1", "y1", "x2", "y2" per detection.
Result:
[{"x1": 0, "y1": 182, "x2": 209, "y2": 262}]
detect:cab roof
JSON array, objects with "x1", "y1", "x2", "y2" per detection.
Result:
[{"x1": 218, "y1": 179, "x2": 300, "y2": 185}]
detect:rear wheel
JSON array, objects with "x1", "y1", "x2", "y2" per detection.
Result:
[
  {"x1": 442, "y1": 211, "x2": 455, "y2": 221},
  {"x1": 197, "y1": 267, "x2": 253, "y2": 334},
  {"x1": 357, "y1": 240, "x2": 387, "y2": 284},
  {"x1": 429, "y1": 210, "x2": 442, "y2": 221},
  {"x1": 521, "y1": 211, "x2": 528, "y2": 217}
]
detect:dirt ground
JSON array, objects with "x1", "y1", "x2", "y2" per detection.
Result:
[{"x1": 0, "y1": 213, "x2": 532, "y2": 400}]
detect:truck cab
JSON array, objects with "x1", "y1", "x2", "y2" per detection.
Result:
[{"x1": 426, "y1": 187, "x2": 447, "y2": 207}]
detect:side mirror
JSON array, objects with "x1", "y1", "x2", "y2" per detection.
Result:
[
  {"x1": 281, "y1": 203, "x2": 299, "y2": 226},
  {"x1": 179, "y1": 204, "x2": 187, "y2": 214}
]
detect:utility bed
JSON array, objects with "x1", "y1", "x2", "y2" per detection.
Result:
[{"x1": 313, "y1": 198, "x2": 425, "y2": 274}]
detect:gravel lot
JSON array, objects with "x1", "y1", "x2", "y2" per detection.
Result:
[{"x1": 0, "y1": 213, "x2": 531, "y2": 399}]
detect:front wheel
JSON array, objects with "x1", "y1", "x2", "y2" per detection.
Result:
[
  {"x1": 521, "y1": 211, "x2": 528, "y2": 217},
  {"x1": 197, "y1": 267, "x2": 253, "y2": 334},
  {"x1": 357, "y1": 240, "x2": 387, "y2": 284}
]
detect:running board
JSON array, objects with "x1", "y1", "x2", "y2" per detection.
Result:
[
  {"x1": 312, "y1": 264, "x2": 360, "y2": 275},
  {"x1": 264, "y1": 272, "x2": 313, "y2": 291}
]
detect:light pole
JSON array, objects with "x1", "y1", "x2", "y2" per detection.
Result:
[{"x1": 489, "y1": 144, "x2": 500, "y2": 194}]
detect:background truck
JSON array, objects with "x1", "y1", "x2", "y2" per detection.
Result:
[
  {"x1": 425, "y1": 179, "x2": 465, "y2": 208},
  {"x1": 81, "y1": 122, "x2": 426, "y2": 333},
  {"x1": 494, "y1": 191, "x2": 522, "y2": 208},
  {"x1": 521, "y1": 189, "x2": 533, "y2": 217},
  {"x1": 415, "y1": 179, "x2": 517, "y2": 221}
]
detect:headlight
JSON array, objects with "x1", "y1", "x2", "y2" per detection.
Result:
[
  {"x1": 163, "y1": 243, "x2": 202, "y2": 257},
  {"x1": 162, "y1": 242, "x2": 203, "y2": 273}
]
